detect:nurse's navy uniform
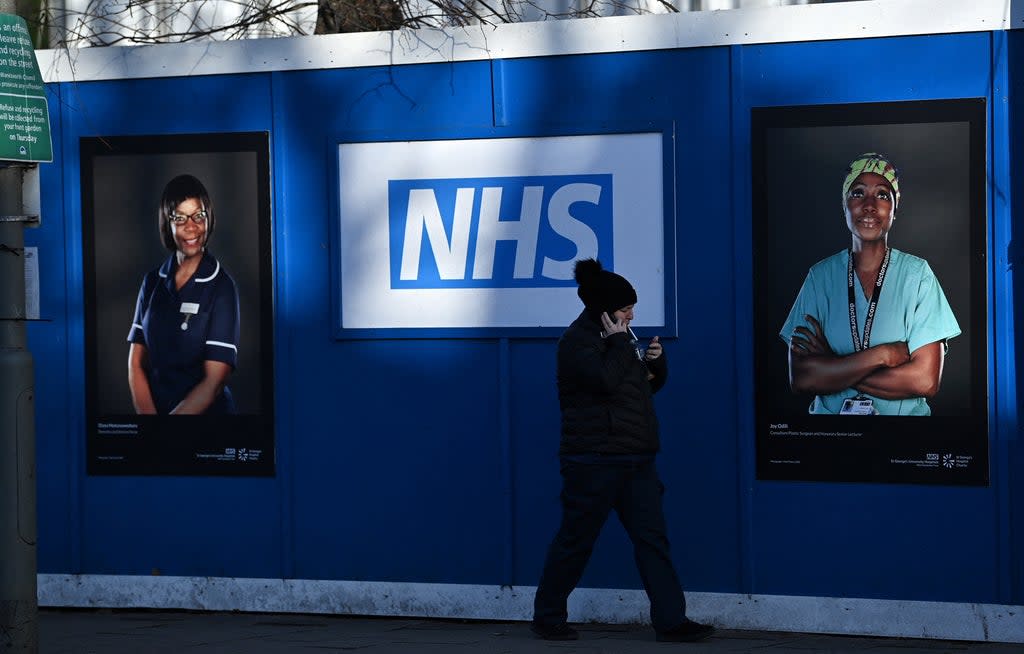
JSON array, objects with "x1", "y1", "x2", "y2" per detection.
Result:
[{"x1": 127, "y1": 251, "x2": 240, "y2": 414}]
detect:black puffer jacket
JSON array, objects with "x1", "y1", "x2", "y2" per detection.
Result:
[{"x1": 557, "y1": 310, "x2": 668, "y2": 455}]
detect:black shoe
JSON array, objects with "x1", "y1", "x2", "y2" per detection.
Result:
[
  {"x1": 655, "y1": 618, "x2": 715, "y2": 642},
  {"x1": 530, "y1": 622, "x2": 579, "y2": 640}
]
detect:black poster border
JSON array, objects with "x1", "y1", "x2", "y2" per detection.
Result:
[
  {"x1": 751, "y1": 99, "x2": 989, "y2": 486},
  {"x1": 81, "y1": 132, "x2": 275, "y2": 476}
]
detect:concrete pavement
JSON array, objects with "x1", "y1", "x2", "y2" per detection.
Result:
[{"x1": 38, "y1": 609, "x2": 1024, "y2": 653}]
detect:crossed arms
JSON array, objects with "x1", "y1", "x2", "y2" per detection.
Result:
[{"x1": 788, "y1": 314, "x2": 945, "y2": 400}]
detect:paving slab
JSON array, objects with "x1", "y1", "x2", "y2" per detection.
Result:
[{"x1": 37, "y1": 609, "x2": 1024, "y2": 654}]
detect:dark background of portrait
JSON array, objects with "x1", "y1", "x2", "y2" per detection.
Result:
[
  {"x1": 754, "y1": 119, "x2": 977, "y2": 417},
  {"x1": 87, "y1": 145, "x2": 265, "y2": 415}
]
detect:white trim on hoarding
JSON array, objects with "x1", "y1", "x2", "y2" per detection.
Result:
[
  {"x1": 35, "y1": 0, "x2": 1024, "y2": 84},
  {"x1": 38, "y1": 574, "x2": 1024, "y2": 643}
]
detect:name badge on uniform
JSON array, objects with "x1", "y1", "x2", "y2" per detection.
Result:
[
  {"x1": 840, "y1": 396, "x2": 876, "y2": 415},
  {"x1": 180, "y1": 302, "x2": 200, "y2": 331}
]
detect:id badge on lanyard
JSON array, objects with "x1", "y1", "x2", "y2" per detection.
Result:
[
  {"x1": 180, "y1": 302, "x2": 200, "y2": 331},
  {"x1": 841, "y1": 247, "x2": 890, "y2": 416}
]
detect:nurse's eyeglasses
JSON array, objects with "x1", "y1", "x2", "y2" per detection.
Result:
[{"x1": 170, "y1": 209, "x2": 208, "y2": 226}]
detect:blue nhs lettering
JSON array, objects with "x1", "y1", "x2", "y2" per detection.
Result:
[{"x1": 388, "y1": 175, "x2": 613, "y2": 288}]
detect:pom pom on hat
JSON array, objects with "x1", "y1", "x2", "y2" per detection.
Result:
[{"x1": 574, "y1": 258, "x2": 637, "y2": 316}]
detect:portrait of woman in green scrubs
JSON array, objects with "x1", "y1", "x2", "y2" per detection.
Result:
[{"x1": 779, "y1": 153, "x2": 961, "y2": 416}]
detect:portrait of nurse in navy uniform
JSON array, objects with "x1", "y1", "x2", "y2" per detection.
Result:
[{"x1": 127, "y1": 174, "x2": 240, "y2": 415}]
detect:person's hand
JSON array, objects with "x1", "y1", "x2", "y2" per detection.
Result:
[
  {"x1": 880, "y1": 341, "x2": 911, "y2": 368},
  {"x1": 644, "y1": 335, "x2": 662, "y2": 361},
  {"x1": 790, "y1": 315, "x2": 833, "y2": 357},
  {"x1": 601, "y1": 311, "x2": 628, "y2": 336}
]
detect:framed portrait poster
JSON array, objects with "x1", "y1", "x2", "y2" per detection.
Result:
[
  {"x1": 81, "y1": 132, "x2": 275, "y2": 475},
  {"x1": 752, "y1": 99, "x2": 988, "y2": 485}
]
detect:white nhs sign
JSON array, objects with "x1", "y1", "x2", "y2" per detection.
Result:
[
  {"x1": 337, "y1": 133, "x2": 665, "y2": 331},
  {"x1": 389, "y1": 174, "x2": 612, "y2": 289}
]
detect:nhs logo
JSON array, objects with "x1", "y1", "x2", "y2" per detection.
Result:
[
  {"x1": 337, "y1": 133, "x2": 665, "y2": 331},
  {"x1": 388, "y1": 175, "x2": 612, "y2": 289}
]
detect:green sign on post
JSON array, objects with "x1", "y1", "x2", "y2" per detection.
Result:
[{"x1": 0, "y1": 13, "x2": 51, "y2": 163}]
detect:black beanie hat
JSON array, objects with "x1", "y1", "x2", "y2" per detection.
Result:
[{"x1": 574, "y1": 258, "x2": 637, "y2": 316}]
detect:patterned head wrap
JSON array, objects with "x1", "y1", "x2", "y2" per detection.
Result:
[{"x1": 842, "y1": 153, "x2": 900, "y2": 209}]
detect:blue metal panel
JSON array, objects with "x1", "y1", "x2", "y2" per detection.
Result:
[
  {"x1": 284, "y1": 340, "x2": 506, "y2": 582},
  {"x1": 30, "y1": 83, "x2": 72, "y2": 573},
  {"x1": 271, "y1": 63, "x2": 507, "y2": 582},
  {"x1": 510, "y1": 339, "x2": 564, "y2": 587},
  {"x1": 27, "y1": 26, "x2": 1022, "y2": 610},
  {"x1": 730, "y1": 43, "x2": 757, "y2": 598},
  {"x1": 63, "y1": 74, "x2": 274, "y2": 136},
  {"x1": 51, "y1": 73, "x2": 284, "y2": 577},
  {"x1": 498, "y1": 48, "x2": 742, "y2": 592},
  {"x1": 741, "y1": 33, "x2": 993, "y2": 106},
  {"x1": 735, "y1": 33, "x2": 1003, "y2": 602},
  {"x1": 79, "y1": 479, "x2": 282, "y2": 576},
  {"x1": 750, "y1": 484, "x2": 998, "y2": 601},
  {"x1": 1001, "y1": 29, "x2": 1024, "y2": 605}
]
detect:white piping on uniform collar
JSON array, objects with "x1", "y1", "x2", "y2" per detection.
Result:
[
  {"x1": 157, "y1": 256, "x2": 220, "y2": 282},
  {"x1": 194, "y1": 259, "x2": 220, "y2": 283}
]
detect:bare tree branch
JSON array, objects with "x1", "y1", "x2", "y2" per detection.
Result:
[
  {"x1": 20, "y1": 0, "x2": 839, "y2": 51},
  {"x1": 27, "y1": 0, "x2": 699, "y2": 49}
]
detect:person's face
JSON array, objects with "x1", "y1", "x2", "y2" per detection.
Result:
[
  {"x1": 612, "y1": 304, "x2": 635, "y2": 323},
  {"x1": 170, "y1": 197, "x2": 208, "y2": 259},
  {"x1": 845, "y1": 172, "x2": 896, "y2": 243}
]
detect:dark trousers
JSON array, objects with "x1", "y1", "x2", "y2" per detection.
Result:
[{"x1": 532, "y1": 455, "x2": 687, "y2": 633}]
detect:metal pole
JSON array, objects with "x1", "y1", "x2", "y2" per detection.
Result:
[{"x1": 0, "y1": 162, "x2": 37, "y2": 653}]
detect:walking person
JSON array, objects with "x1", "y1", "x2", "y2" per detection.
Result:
[{"x1": 531, "y1": 258, "x2": 714, "y2": 643}]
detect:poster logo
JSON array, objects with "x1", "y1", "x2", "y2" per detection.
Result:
[
  {"x1": 337, "y1": 132, "x2": 666, "y2": 330},
  {"x1": 388, "y1": 175, "x2": 612, "y2": 289}
]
